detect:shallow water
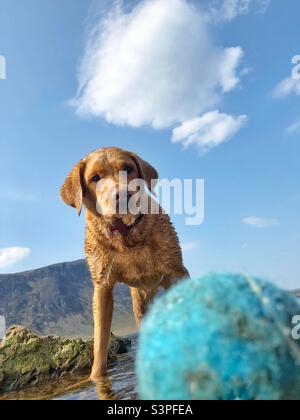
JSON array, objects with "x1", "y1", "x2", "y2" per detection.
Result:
[
  {"x1": 57, "y1": 336, "x2": 138, "y2": 401},
  {"x1": 1, "y1": 335, "x2": 138, "y2": 401}
]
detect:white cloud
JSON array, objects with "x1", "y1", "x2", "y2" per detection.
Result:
[
  {"x1": 0, "y1": 247, "x2": 31, "y2": 269},
  {"x1": 172, "y1": 110, "x2": 247, "y2": 153},
  {"x1": 73, "y1": 0, "x2": 244, "y2": 129},
  {"x1": 220, "y1": 47, "x2": 245, "y2": 93},
  {"x1": 273, "y1": 76, "x2": 300, "y2": 98},
  {"x1": 242, "y1": 217, "x2": 279, "y2": 228},
  {"x1": 209, "y1": 0, "x2": 271, "y2": 22},
  {"x1": 287, "y1": 120, "x2": 300, "y2": 135},
  {"x1": 182, "y1": 242, "x2": 199, "y2": 252}
]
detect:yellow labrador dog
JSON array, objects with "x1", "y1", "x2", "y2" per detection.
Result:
[{"x1": 61, "y1": 147, "x2": 189, "y2": 380}]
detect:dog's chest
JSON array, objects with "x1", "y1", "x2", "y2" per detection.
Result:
[{"x1": 115, "y1": 245, "x2": 163, "y2": 284}]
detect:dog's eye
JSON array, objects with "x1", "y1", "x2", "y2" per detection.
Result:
[
  {"x1": 123, "y1": 165, "x2": 133, "y2": 174},
  {"x1": 91, "y1": 175, "x2": 101, "y2": 183}
]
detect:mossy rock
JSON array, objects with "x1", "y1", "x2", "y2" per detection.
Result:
[{"x1": 0, "y1": 326, "x2": 131, "y2": 393}]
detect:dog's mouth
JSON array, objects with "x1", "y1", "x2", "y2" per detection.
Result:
[
  {"x1": 108, "y1": 214, "x2": 144, "y2": 236},
  {"x1": 109, "y1": 219, "x2": 130, "y2": 236}
]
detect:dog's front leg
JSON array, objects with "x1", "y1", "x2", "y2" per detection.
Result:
[
  {"x1": 90, "y1": 286, "x2": 114, "y2": 382},
  {"x1": 130, "y1": 287, "x2": 147, "y2": 327},
  {"x1": 130, "y1": 287, "x2": 158, "y2": 327}
]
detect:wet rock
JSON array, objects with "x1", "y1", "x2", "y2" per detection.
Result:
[{"x1": 0, "y1": 326, "x2": 130, "y2": 393}]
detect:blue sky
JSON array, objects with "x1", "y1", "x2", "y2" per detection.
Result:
[{"x1": 0, "y1": 0, "x2": 299, "y2": 290}]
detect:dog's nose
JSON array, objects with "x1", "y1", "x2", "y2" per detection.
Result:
[{"x1": 113, "y1": 190, "x2": 132, "y2": 203}]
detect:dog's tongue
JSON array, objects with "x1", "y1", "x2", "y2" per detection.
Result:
[{"x1": 110, "y1": 221, "x2": 129, "y2": 235}]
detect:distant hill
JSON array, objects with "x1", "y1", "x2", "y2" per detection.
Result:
[
  {"x1": 294, "y1": 289, "x2": 300, "y2": 298},
  {"x1": 0, "y1": 260, "x2": 136, "y2": 337}
]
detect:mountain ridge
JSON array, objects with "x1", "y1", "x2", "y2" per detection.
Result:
[{"x1": 0, "y1": 259, "x2": 136, "y2": 337}]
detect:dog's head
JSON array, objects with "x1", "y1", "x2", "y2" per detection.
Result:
[{"x1": 60, "y1": 147, "x2": 158, "y2": 230}]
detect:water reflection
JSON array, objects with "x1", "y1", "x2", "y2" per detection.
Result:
[{"x1": 62, "y1": 339, "x2": 138, "y2": 400}]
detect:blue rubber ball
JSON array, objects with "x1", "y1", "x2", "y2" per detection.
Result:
[{"x1": 137, "y1": 274, "x2": 300, "y2": 400}]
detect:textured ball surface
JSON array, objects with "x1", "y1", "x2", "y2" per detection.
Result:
[{"x1": 137, "y1": 274, "x2": 300, "y2": 400}]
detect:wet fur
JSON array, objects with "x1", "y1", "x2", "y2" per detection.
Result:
[{"x1": 61, "y1": 147, "x2": 189, "y2": 380}]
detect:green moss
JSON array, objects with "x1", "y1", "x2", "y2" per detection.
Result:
[{"x1": 0, "y1": 326, "x2": 130, "y2": 393}]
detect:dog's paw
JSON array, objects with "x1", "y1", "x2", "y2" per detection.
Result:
[{"x1": 90, "y1": 367, "x2": 108, "y2": 383}]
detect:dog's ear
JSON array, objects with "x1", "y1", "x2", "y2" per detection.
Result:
[
  {"x1": 129, "y1": 153, "x2": 159, "y2": 193},
  {"x1": 60, "y1": 161, "x2": 84, "y2": 216}
]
